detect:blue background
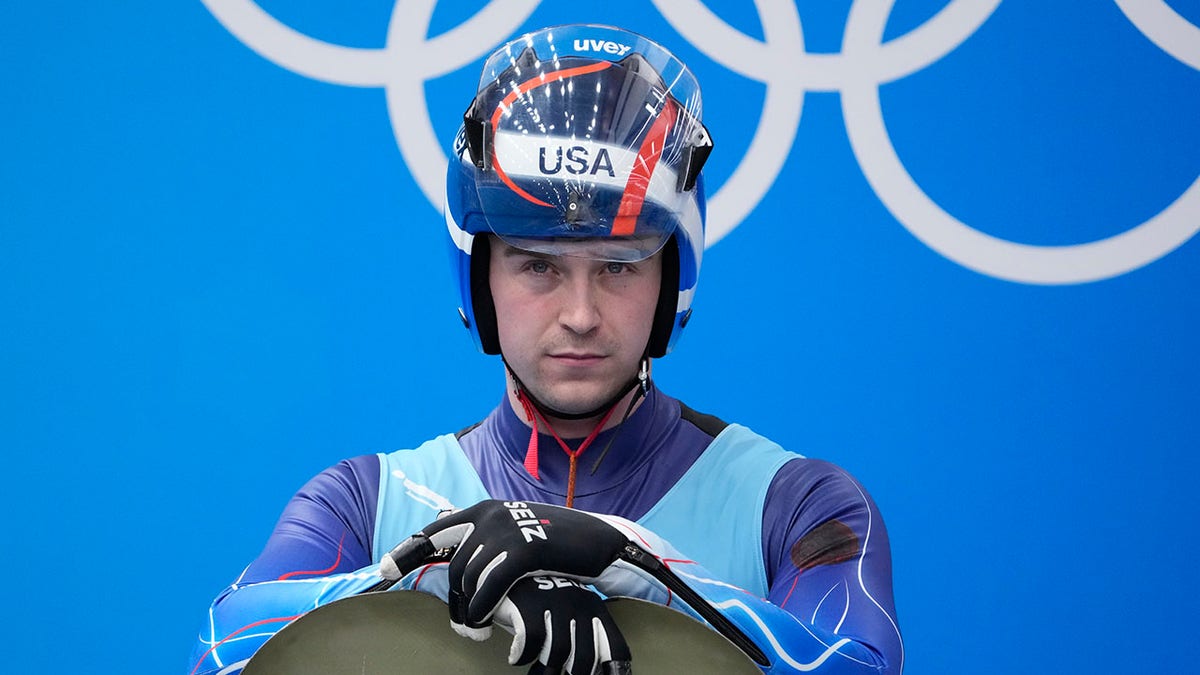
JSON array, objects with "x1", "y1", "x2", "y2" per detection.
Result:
[{"x1": 3, "y1": 1, "x2": 1198, "y2": 672}]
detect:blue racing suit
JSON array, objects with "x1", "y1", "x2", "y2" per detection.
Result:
[{"x1": 188, "y1": 385, "x2": 903, "y2": 673}]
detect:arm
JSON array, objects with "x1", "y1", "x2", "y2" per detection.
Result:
[
  {"x1": 602, "y1": 495, "x2": 900, "y2": 675},
  {"x1": 702, "y1": 458, "x2": 902, "y2": 674},
  {"x1": 187, "y1": 456, "x2": 383, "y2": 675},
  {"x1": 758, "y1": 460, "x2": 903, "y2": 673}
]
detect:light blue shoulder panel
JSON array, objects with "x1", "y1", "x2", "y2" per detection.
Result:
[
  {"x1": 372, "y1": 433, "x2": 491, "y2": 561},
  {"x1": 637, "y1": 424, "x2": 797, "y2": 597}
]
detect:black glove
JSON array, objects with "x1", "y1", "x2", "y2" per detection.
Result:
[
  {"x1": 494, "y1": 576, "x2": 632, "y2": 675},
  {"x1": 376, "y1": 499, "x2": 770, "y2": 668},
  {"x1": 401, "y1": 500, "x2": 632, "y2": 632}
]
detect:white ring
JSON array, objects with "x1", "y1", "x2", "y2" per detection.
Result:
[
  {"x1": 842, "y1": 0, "x2": 1200, "y2": 283},
  {"x1": 1115, "y1": 0, "x2": 1200, "y2": 70},
  {"x1": 654, "y1": 0, "x2": 806, "y2": 246}
]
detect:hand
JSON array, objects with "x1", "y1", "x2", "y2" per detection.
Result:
[
  {"x1": 493, "y1": 576, "x2": 632, "y2": 675},
  {"x1": 405, "y1": 500, "x2": 633, "y2": 633},
  {"x1": 376, "y1": 500, "x2": 768, "y2": 667}
]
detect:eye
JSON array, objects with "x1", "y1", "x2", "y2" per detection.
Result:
[
  {"x1": 526, "y1": 259, "x2": 551, "y2": 274},
  {"x1": 604, "y1": 262, "x2": 629, "y2": 274}
]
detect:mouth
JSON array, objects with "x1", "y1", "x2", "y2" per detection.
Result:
[{"x1": 548, "y1": 352, "x2": 607, "y2": 364}]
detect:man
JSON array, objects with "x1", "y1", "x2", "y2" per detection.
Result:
[{"x1": 189, "y1": 24, "x2": 902, "y2": 675}]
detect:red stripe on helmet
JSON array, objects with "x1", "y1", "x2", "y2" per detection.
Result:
[
  {"x1": 490, "y1": 61, "x2": 614, "y2": 208},
  {"x1": 611, "y1": 99, "x2": 678, "y2": 236}
]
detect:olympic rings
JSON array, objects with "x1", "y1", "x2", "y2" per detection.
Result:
[{"x1": 199, "y1": 0, "x2": 1200, "y2": 284}]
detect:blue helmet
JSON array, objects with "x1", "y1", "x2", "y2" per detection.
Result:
[{"x1": 444, "y1": 24, "x2": 712, "y2": 357}]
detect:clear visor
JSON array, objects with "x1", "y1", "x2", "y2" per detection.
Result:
[
  {"x1": 500, "y1": 234, "x2": 668, "y2": 262},
  {"x1": 476, "y1": 25, "x2": 702, "y2": 111},
  {"x1": 467, "y1": 24, "x2": 707, "y2": 262}
]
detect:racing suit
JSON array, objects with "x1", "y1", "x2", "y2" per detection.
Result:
[{"x1": 188, "y1": 385, "x2": 903, "y2": 673}]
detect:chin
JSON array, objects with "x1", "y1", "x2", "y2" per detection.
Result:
[{"x1": 542, "y1": 383, "x2": 624, "y2": 416}]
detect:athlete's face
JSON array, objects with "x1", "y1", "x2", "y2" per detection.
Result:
[{"x1": 490, "y1": 237, "x2": 661, "y2": 421}]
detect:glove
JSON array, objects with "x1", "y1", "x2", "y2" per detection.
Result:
[
  {"x1": 401, "y1": 500, "x2": 633, "y2": 635},
  {"x1": 493, "y1": 576, "x2": 632, "y2": 675},
  {"x1": 378, "y1": 500, "x2": 769, "y2": 670}
]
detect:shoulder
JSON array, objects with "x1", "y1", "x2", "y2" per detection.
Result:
[
  {"x1": 764, "y1": 456, "x2": 887, "y2": 561},
  {"x1": 675, "y1": 400, "x2": 730, "y2": 438},
  {"x1": 299, "y1": 435, "x2": 460, "y2": 507},
  {"x1": 760, "y1": 456, "x2": 889, "y2": 584},
  {"x1": 377, "y1": 433, "x2": 469, "y2": 466},
  {"x1": 671, "y1": 398, "x2": 788, "y2": 459},
  {"x1": 771, "y1": 456, "x2": 877, "y2": 513},
  {"x1": 294, "y1": 454, "x2": 383, "y2": 502}
]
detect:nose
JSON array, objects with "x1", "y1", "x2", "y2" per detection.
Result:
[{"x1": 558, "y1": 275, "x2": 602, "y2": 336}]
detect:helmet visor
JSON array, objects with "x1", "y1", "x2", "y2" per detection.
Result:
[{"x1": 465, "y1": 24, "x2": 709, "y2": 262}]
